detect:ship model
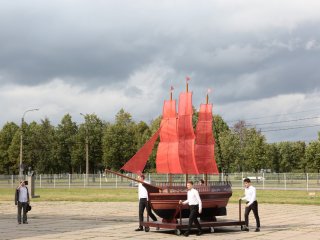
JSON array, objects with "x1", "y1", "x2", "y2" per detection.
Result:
[{"x1": 106, "y1": 78, "x2": 232, "y2": 223}]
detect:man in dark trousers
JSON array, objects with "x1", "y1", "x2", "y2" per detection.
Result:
[
  {"x1": 240, "y1": 178, "x2": 261, "y2": 232},
  {"x1": 135, "y1": 174, "x2": 157, "y2": 231},
  {"x1": 15, "y1": 180, "x2": 30, "y2": 224},
  {"x1": 179, "y1": 181, "x2": 202, "y2": 237}
]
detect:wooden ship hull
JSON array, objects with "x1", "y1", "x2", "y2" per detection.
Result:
[
  {"x1": 106, "y1": 170, "x2": 232, "y2": 222},
  {"x1": 144, "y1": 182, "x2": 232, "y2": 222}
]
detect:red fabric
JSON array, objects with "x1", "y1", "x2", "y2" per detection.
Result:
[
  {"x1": 177, "y1": 92, "x2": 199, "y2": 174},
  {"x1": 156, "y1": 100, "x2": 183, "y2": 173},
  {"x1": 121, "y1": 128, "x2": 160, "y2": 174},
  {"x1": 195, "y1": 104, "x2": 219, "y2": 174}
]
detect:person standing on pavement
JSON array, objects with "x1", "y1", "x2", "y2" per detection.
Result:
[
  {"x1": 15, "y1": 180, "x2": 30, "y2": 224},
  {"x1": 240, "y1": 178, "x2": 260, "y2": 232},
  {"x1": 179, "y1": 181, "x2": 202, "y2": 237},
  {"x1": 135, "y1": 174, "x2": 157, "y2": 231}
]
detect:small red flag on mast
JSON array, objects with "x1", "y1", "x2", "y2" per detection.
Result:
[{"x1": 186, "y1": 76, "x2": 191, "y2": 82}]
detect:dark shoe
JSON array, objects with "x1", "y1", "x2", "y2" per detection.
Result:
[
  {"x1": 183, "y1": 231, "x2": 189, "y2": 237},
  {"x1": 242, "y1": 226, "x2": 249, "y2": 231},
  {"x1": 23, "y1": 221, "x2": 28, "y2": 224},
  {"x1": 135, "y1": 227, "x2": 143, "y2": 231},
  {"x1": 18, "y1": 222, "x2": 21, "y2": 224},
  {"x1": 255, "y1": 228, "x2": 260, "y2": 232},
  {"x1": 196, "y1": 231, "x2": 202, "y2": 236}
]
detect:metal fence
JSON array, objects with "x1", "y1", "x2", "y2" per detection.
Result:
[{"x1": 0, "y1": 172, "x2": 319, "y2": 191}]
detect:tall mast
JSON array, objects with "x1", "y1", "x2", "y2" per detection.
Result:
[
  {"x1": 205, "y1": 90, "x2": 209, "y2": 185},
  {"x1": 169, "y1": 86, "x2": 173, "y2": 192},
  {"x1": 185, "y1": 76, "x2": 189, "y2": 185}
]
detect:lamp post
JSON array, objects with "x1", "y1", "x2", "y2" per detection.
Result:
[
  {"x1": 19, "y1": 108, "x2": 39, "y2": 179},
  {"x1": 80, "y1": 113, "x2": 89, "y2": 184}
]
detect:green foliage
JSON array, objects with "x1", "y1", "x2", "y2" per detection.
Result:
[
  {"x1": 0, "y1": 122, "x2": 19, "y2": 174},
  {"x1": 0, "y1": 108, "x2": 320, "y2": 174},
  {"x1": 55, "y1": 114, "x2": 78, "y2": 173},
  {"x1": 242, "y1": 128, "x2": 267, "y2": 172},
  {"x1": 305, "y1": 141, "x2": 320, "y2": 173},
  {"x1": 213, "y1": 115, "x2": 230, "y2": 174},
  {"x1": 102, "y1": 109, "x2": 137, "y2": 171}
]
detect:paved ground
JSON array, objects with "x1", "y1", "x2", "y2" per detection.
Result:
[{"x1": 0, "y1": 201, "x2": 320, "y2": 240}]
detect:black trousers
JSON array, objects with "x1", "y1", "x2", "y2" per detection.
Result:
[
  {"x1": 17, "y1": 202, "x2": 28, "y2": 223},
  {"x1": 245, "y1": 201, "x2": 260, "y2": 228},
  {"x1": 138, "y1": 198, "x2": 157, "y2": 227},
  {"x1": 187, "y1": 205, "x2": 202, "y2": 232}
]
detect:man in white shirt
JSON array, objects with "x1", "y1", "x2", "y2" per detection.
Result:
[
  {"x1": 135, "y1": 174, "x2": 157, "y2": 231},
  {"x1": 240, "y1": 178, "x2": 260, "y2": 232},
  {"x1": 179, "y1": 181, "x2": 202, "y2": 237},
  {"x1": 15, "y1": 180, "x2": 30, "y2": 224}
]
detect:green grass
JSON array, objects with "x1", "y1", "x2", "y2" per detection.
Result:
[
  {"x1": 1, "y1": 188, "x2": 319, "y2": 205},
  {"x1": 0, "y1": 188, "x2": 138, "y2": 202},
  {"x1": 231, "y1": 189, "x2": 320, "y2": 205}
]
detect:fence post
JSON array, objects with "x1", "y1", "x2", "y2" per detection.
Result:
[
  {"x1": 69, "y1": 174, "x2": 71, "y2": 189},
  {"x1": 83, "y1": 173, "x2": 86, "y2": 188},
  {"x1": 263, "y1": 172, "x2": 265, "y2": 190},
  {"x1": 241, "y1": 172, "x2": 244, "y2": 185},
  {"x1": 40, "y1": 175, "x2": 42, "y2": 188},
  {"x1": 100, "y1": 173, "x2": 102, "y2": 189},
  {"x1": 306, "y1": 173, "x2": 309, "y2": 192},
  {"x1": 54, "y1": 174, "x2": 56, "y2": 189},
  {"x1": 11, "y1": 175, "x2": 14, "y2": 188},
  {"x1": 284, "y1": 173, "x2": 286, "y2": 190},
  {"x1": 116, "y1": 174, "x2": 118, "y2": 189}
]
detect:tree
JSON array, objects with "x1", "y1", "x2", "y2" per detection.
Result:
[
  {"x1": 233, "y1": 121, "x2": 247, "y2": 172},
  {"x1": 86, "y1": 114, "x2": 104, "y2": 173},
  {"x1": 266, "y1": 143, "x2": 280, "y2": 173},
  {"x1": 0, "y1": 122, "x2": 19, "y2": 174},
  {"x1": 243, "y1": 128, "x2": 267, "y2": 173},
  {"x1": 7, "y1": 131, "x2": 20, "y2": 175},
  {"x1": 213, "y1": 115, "x2": 230, "y2": 174},
  {"x1": 55, "y1": 114, "x2": 78, "y2": 173},
  {"x1": 74, "y1": 114, "x2": 104, "y2": 174},
  {"x1": 29, "y1": 119, "x2": 56, "y2": 174},
  {"x1": 218, "y1": 130, "x2": 240, "y2": 174},
  {"x1": 277, "y1": 142, "x2": 303, "y2": 172},
  {"x1": 103, "y1": 109, "x2": 137, "y2": 170},
  {"x1": 305, "y1": 141, "x2": 320, "y2": 182}
]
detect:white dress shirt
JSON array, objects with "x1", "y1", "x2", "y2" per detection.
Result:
[
  {"x1": 138, "y1": 180, "x2": 149, "y2": 200},
  {"x1": 18, "y1": 186, "x2": 28, "y2": 203},
  {"x1": 242, "y1": 185, "x2": 257, "y2": 206},
  {"x1": 183, "y1": 188, "x2": 202, "y2": 212}
]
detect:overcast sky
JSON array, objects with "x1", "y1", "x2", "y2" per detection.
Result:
[{"x1": 1, "y1": 0, "x2": 320, "y2": 142}]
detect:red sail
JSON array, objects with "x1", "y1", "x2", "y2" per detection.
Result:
[
  {"x1": 121, "y1": 128, "x2": 160, "y2": 174},
  {"x1": 195, "y1": 104, "x2": 219, "y2": 174},
  {"x1": 178, "y1": 92, "x2": 199, "y2": 174},
  {"x1": 156, "y1": 100, "x2": 183, "y2": 173}
]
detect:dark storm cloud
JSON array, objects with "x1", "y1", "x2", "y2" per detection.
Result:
[
  {"x1": 1, "y1": 0, "x2": 320, "y2": 142},
  {"x1": 1, "y1": 0, "x2": 320, "y2": 101},
  {"x1": 0, "y1": 1, "x2": 161, "y2": 87}
]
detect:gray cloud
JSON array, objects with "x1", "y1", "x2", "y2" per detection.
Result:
[{"x1": 1, "y1": 0, "x2": 320, "y2": 142}]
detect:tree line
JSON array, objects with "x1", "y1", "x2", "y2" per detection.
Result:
[{"x1": 0, "y1": 109, "x2": 319, "y2": 175}]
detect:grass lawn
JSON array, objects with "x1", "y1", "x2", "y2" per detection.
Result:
[{"x1": 0, "y1": 188, "x2": 318, "y2": 205}]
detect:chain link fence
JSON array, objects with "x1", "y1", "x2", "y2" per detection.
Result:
[{"x1": 0, "y1": 172, "x2": 319, "y2": 191}]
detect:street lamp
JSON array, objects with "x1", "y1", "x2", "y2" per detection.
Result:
[
  {"x1": 80, "y1": 113, "x2": 89, "y2": 184},
  {"x1": 19, "y1": 108, "x2": 39, "y2": 178}
]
